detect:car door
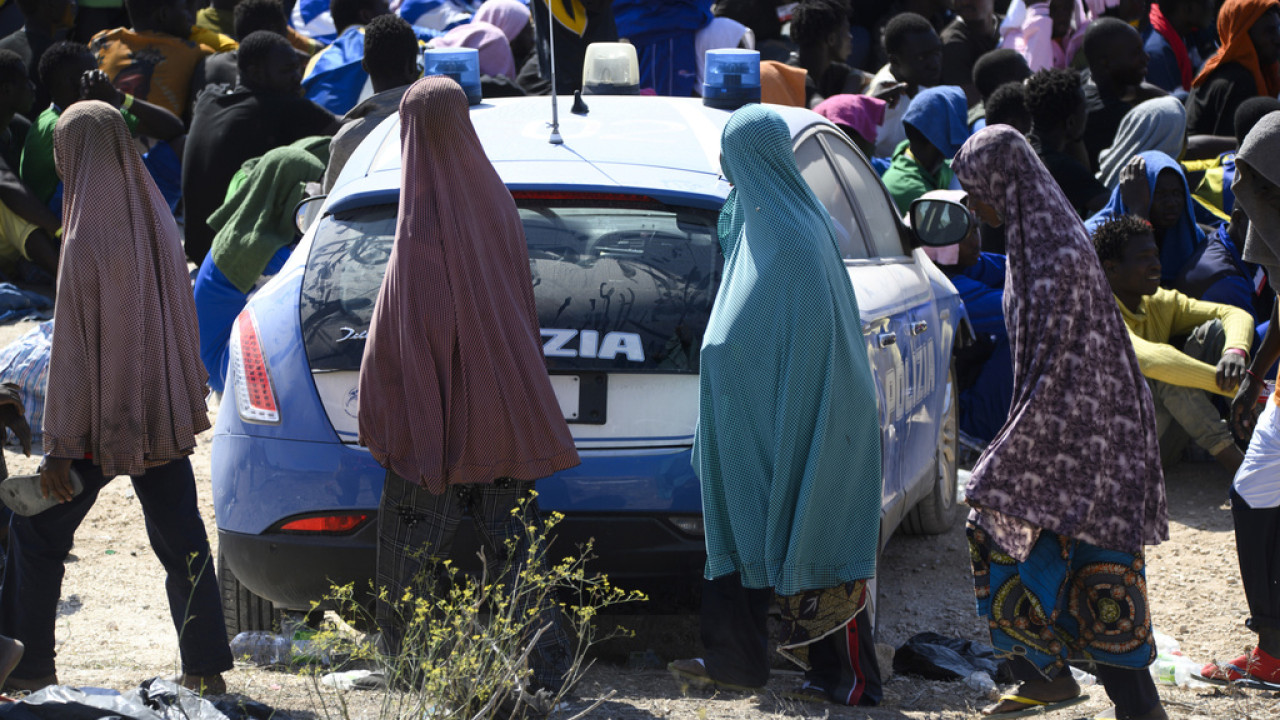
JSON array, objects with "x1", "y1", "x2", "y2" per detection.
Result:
[
  {"x1": 791, "y1": 130, "x2": 899, "y2": 518},
  {"x1": 814, "y1": 129, "x2": 944, "y2": 531}
]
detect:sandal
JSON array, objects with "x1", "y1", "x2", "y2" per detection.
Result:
[
  {"x1": 780, "y1": 682, "x2": 831, "y2": 703},
  {"x1": 667, "y1": 658, "x2": 763, "y2": 693},
  {"x1": 1199, "y1": 649, "x2": 1280, "y2": 689},
  {"x1": 983, "y1": 693, "x2": 1089, "y2": 718}
]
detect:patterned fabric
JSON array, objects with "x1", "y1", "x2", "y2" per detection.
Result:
[
  {"x1": 1191, "y1": 0, "x2": 1280, "y2": 98},
  {"x1": 694, "y1": 105, "x2": 882, "y2": 596},
  {"x1": 0, "y1": 320, "x2": 51, "y2": 449},
  {"x1": 358, "y1": 77, "x2": 579, "y2": 493},
  {"x1": 953, "y1": 125, "x2": 1166, "y2": 562},
  {"x1": 968, "y1": 522, "x2": 1157, "y2": 678},
  {"x1": 44, "y1": 101, "x2": 209, "y2": 475},
  {"x1": 1097, "y1": 98, "x2": 1187, "y2": 190},
  {"x1": 90, "y1": 28, "x2": 213, "y2": 118},
  {"x1": 776, "y1": 580, "x2": 867, "y2": 667}
]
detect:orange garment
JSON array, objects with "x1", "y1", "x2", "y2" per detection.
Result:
[
  {"x1": 188, "y1": 25, "x2": 237, "y2": 53},
  {"x1": 1192, "y1": 0, "x2": 1280, "y2": 98},
  {"x1": 90, "y1": 28, "x2": 213, "y2": 117},
  {"x1": 760, "y1": 60, "x2": 807, "y2": 107}
]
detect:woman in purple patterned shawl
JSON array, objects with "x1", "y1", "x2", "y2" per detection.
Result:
[{"x1": 953, "y1": 125, "x2": 1170, "y2": 720}]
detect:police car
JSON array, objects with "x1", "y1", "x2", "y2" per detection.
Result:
[{"x1": 211, "y1": 75, "x2": 972, "y2": 633}]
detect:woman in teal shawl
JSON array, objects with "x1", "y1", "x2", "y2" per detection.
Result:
[{"x1": 670, "y1": 105, "x2": 884, "y2": 705}]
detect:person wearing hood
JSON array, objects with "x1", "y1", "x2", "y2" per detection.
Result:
[
  {"x1": 882, "y1": 85, "x2": 968, "y2": 213},
  {"x1": 813, "y1": 93, "x2": 889, "y2": 172},
  {"x1": 954, "y1": 124, "x2": 1168, "y2": 720},
  {"x1": 1097, "y1": 96, "x2": 1187, "y2": 189},
  {"x1": 1086, "y1": 151, "x2": 1207, "y2": 286},
  {"x1": 1205, "y1": 110, "x2": 1280, "y2": 687},
  {"x1": 1184, "y1": 0, "x2": 1280, "y2": 136},
  {"x1": 667, "y1": 104, "x2": 883, "y2": 706}
]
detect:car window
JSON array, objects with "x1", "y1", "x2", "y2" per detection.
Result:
[
  {"x1": 299, "y1": 199, "x2": 722, "y2": 374},
  {"x1": 822, "y1": 134, "x2": 909, "y2": 258},
  {"x1": 793, "y1": 135, "x2": 871, "y2": 260}
]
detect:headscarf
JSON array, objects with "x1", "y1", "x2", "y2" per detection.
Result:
[
  {"x1": 759, "y1": 60, "x2": 806, "y2": 107},
  {"x1": 695, "y1": 105, "x2": 882, "y2": 595},
  {"x1": 953, "y1": 125, "x2": 1166, "y2": 561},
  {"x1": 208, "y1": 145, "x2": 327, "y2": 293},
  {"x1": 473, "y1": 0, "x2": 531, "y2": 43},
  {"x1": 1097, "y1": 97, "x2": 1187, "y2": 190},
  {"x1": 1236, "y1": 112, "x2": 1280, "y2": 270},
  {"x1": 45, "y1": 101, "x2": 210, "y2": 475},
  {"x1": 1149, "y1": 2, "x2": 1193, "y2": 90},
  {"x1": 1086, "y1": 151, "x2": 1205, "y2": 283},
  {"x1": 432, "y1": 20, "x2": 517, "y2": 79},
  {"x1": 358, "y1": 77, "x2": 579, "y2": 492},
  {"x1": 814, "y1": 94, "x2": 887, "y2": 146},
  {"x1": 902, "y1": 86, "x2": 971, "y2": 158},
  {"x1": 694, "y1": 16, "x2": 751, "y2": 90},
  {"x1": 1192, "y1": 0, "x2": 1280, "y2": 98}
]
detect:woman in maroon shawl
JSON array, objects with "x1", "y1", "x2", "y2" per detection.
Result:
[
  {"x1": 954, "y1": 125, "x2": 1169, "y2": 720},
  {"x1": 358, "y1": 76, "x2": 579, "y2": 691},
  {"x1": 0, "y1": 101, "x2": 231, "y2": 695}
]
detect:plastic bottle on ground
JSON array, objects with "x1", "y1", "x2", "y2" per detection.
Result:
[
  {"x1": 964, "y1": 670, "x2": 1000, "y2": 700},
  {"x1": 229, "y1": 631, "x2": 292, "y2": 665}
]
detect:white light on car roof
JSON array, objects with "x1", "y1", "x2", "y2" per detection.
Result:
[
  {"x1": 424, "y1": 48, "x2": 482, "y2": 105},
  {"x1": 582, "y1": 42, "x2": 640, "y2": 95},
  {"x1": 702, "y1": 49, "x2": 760, "y2": 110}
]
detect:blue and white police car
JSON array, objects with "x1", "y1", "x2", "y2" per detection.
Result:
[{"x1": 211, "y1": 74, "x2": 973, "y2": 633}]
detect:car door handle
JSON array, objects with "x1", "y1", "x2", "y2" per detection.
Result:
[
  {"x1": 878, "y1": 332, "x2": 897, "y2": 348},
  {"x1": 911, "y1": 320, "x2": 928, "y2": 336}
]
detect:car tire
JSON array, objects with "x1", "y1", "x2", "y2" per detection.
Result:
[
  {"x1": 901, "y1": 364, "x2": 960, "y2": 535},
  {"x1": 219, "y1": 549, "x2": 278, "y2": 638}
]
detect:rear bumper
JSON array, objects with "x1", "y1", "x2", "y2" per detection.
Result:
[{"x1": 219, "y1": 512, "x2": 707, "y2": 611}]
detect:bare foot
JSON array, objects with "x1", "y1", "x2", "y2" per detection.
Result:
[
  {"x1": 982, "y1": 673, "x2": 1081, "y2": 716},
  {"x1": 0, "y1": 636, "x2": 25, "y2": 688}
]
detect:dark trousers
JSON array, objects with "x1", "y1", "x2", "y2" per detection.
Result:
[
  {"x1": 0, "y1": 458, "x2": 233, "y2": 680},
  {"x1": 1008, "y1": 659, "x2": 1160, "y2": 719},
  {"x1": 699, "y1": 574, "x2": 882, "y2": 706},
  {"x1": 1232, "y1": 488, "x2": 1280, "y2": 639},
  {"x1": 375, "y1": 471, "x2": 572, "y2": 693}
]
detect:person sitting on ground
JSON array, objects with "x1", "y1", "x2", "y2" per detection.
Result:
[
  {"x1": 0, "y1": 382, "x2": 29, "y2": 692},
  {"x1": 1145, "y1": 0, "x2": 1210, "y2": 94},
  {"x1": 0, "y1": 0, "x2": 76, "y2": 123},
  {"x1": 1210, "y1": 110, "x2": 1280, "y2": 689},
  {"x1": 813, "y1": 93, "x2": 890, "y2": 171},
  {"x1": 1081, "y1": 17, "x2": 1168, "y2": 171},
  {"x1": 694, "y1": 16, "x2": 754, "y2": 96},
  {"x1": 203, "y1": 0, "x2": 316, "y2": 89},
  {"x1": 19, "y1": 41, "x2": 184, "y2": 215},
  {"x1": 521, "y1": 0, "x2": 616, "y2": 95},
  {"x1": 429, "y1": 20, "x2": 517, "y2": 82},
  {"x1": 759, "y1": 59, "x2": 808, "y2": 106},
  {"x1": 968, "y1": 47, "x2": 1032, "y2": 128},
  {"x1": 785, "y1": 0, "x2": 868, "y2": 108},
  {"x1": 999, "y1": 0, "x2": 1090, "y2": 72},
  {"x1": 870, "y1": 12, "x2": 943, "y2": 157},
  {"x1": 1176, "y1": 203, "x2": 1274, "y2": 325},
  {"x1": 183, "y1": 31, "x2": 337, "y2": 265},
  {"x1": 1095, "y1": 213, "x2": 1252, "y2": 473},
  {"x1": 0, "y1": 51, "x2": 58, "y2": 280},
  {"x1": 1188, "y1": 96, "x2": 1280, "y2": 214},
  {"x1": 324, "y1": 13, "x2": 419, "y2": 191},
  {"x1": 302, "y1": 0, "x2": 397, "y2": 114},
  {"x1": 1024, "y1": 67, "x2": 1109, "y2": 218},
  {"x1": 883, "y1": 86, "x2": 968, "y2": 213},
  {"x1": 611, "y1": 0, "x2": 710, "y2": 96},
  {"x1": 983, "y1": 80, "x2": 1032, "y2": 133},
  {"x1": 1098, "y1": 96, "x2": 1187, "y2": 189},
  {"x1": 1088, "y1": 152, "x2": 1208, "y2": 286},
  {"x1": 941, "y1": 0, "x2": 1002, "y2": 102},
  {"x1": 475, "y1": 0, "x2": 534, "y2": 71},
  {"x1": 196, "y1": 139, "x2": 327, "y2": 393},
  {"x1": 1185, "y1": 0, "x2": 1280, "y2": 137},
  {"x1": 90, "y1": 0, "x2": 215, "y2": 121},
  {"x1": 199, "y1": 0, "x2": 323, "y2": 55}
]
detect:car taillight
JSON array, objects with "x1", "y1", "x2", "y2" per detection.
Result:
[
  {"x1": 231, "y1": 308, "x2": 279, "y2": 424},
  {"x1": 278, "y1": 514, "x2": 369, "y2": 534}
]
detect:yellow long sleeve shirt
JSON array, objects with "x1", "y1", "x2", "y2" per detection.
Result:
[{"x1": 1116, "y1": 287, "x2": 1254, "y2": 397}]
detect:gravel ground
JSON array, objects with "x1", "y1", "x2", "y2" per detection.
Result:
[{"x1": 0, "y1": 315, "x2": 1277, "y2": 719}]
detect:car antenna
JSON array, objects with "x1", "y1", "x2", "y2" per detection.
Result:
[{"x1": 547, "y1": 4, "x2": 563, "y2": 145}]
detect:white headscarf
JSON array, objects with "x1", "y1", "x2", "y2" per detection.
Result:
[{"x1": 1097, "y1": 96, "x2": 1187, "y2": 189}]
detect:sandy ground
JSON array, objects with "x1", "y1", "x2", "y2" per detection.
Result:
[{"x1": 0, "y1": 314, "x2": 1278, "y2": 719}]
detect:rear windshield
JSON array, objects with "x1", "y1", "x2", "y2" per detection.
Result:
[{"x1": 300, "y1": 198, "x2": 723, "y2": 373}]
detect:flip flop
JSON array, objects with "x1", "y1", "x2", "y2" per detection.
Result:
[
  {"x1": 984, "y1": 693, "x2": 1089, "y2": 718},
  {"x1": 780, "y1": 682, "x2": 831, "y2": 703},
  {"x1": 1198, "y1": 656, "x2": 1280, "y2": 690},
  {"x1": 667, "y1": 658, "x2": 763, "y2": 694}
]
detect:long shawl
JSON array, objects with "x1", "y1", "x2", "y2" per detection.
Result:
[
  {"x1": 694, "y1": 105, "x2": 882, "y2": 596},
  {"x1": 358, "y1": 77, "x2": 579, "y2": 492},
  {"x1": 44, "y1": 101, "x2": 210, "y2": 475},
  {"x1": 954, "y1": 125, "x2": 1167, "y2": 561}
]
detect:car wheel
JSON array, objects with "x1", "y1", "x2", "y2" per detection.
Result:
[
  {"x1": 219, "y1": 549, "x2": 279, "y2": 638},
  {"x1": 901, "y1": 364, "x2": 960, "y2": 535}
]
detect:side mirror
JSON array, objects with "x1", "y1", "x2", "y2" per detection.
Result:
[
  {"x1": 295, "y1": 193, "x2": 328, "y2": 236},
  {"x1": 909, "y1": 198, "x2": 972, "y2": 248}
]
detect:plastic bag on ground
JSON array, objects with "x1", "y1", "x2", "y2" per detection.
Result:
[{"x1": 893, "y1": 632, "x2": 1004, "y2": 680}]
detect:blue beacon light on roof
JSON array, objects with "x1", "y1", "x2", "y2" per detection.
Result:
[
  {"x1": 702, "y1": 49, "x2": 761, "y2": 110},
  {"x1": 424, "y1": 47, "x2": 482, "y2": 105}
]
